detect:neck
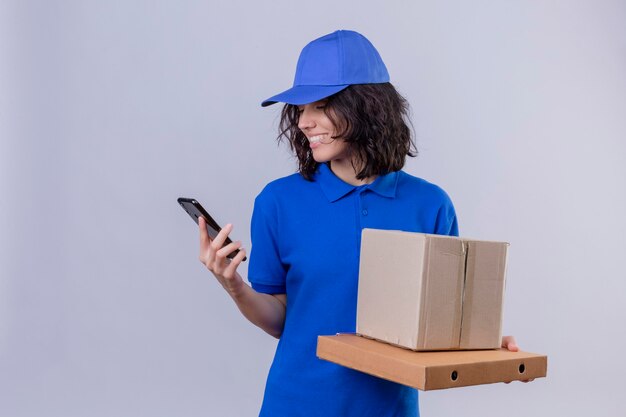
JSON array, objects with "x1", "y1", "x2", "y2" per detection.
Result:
[{"x1": 328, "y1": 158, "x2": 377, "y2": 186}]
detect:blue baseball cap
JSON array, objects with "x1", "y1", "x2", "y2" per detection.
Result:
[{"x1": 261, "y1": 30, "x2": 390, "y2": 107}]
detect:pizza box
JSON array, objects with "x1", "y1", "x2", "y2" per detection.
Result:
[{"x1": 317, "y1": 334, "x2": 547, "y2": 390}]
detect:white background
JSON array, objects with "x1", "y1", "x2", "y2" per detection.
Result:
[{"x1": 1, "y1": 1, "x2": 625, "y2": 416}]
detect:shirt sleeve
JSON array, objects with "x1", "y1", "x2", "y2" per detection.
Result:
[
  {"x1": 434, "y1": 192, "x2": 459, "y2": 237},
  {"x1": 248, "y1": 190, "x2": 288, "y2": 294}
]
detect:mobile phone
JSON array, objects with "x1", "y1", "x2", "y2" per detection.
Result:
[{"x1": 177, "y1": 197, "x2": 246, "y2": 261}]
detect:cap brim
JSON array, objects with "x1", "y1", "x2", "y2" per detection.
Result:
[{"x1": 261, "y1": 84, "x2": 349, "y2": 107}]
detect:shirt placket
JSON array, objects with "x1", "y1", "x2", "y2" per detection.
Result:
[{"x1": 355, "y1": 189, "x2": 371, "y2": 251}]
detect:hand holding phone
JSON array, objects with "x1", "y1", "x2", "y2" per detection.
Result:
[
  {"x1": 180, "y1": 197, "x2": 248, "y2": 299},
  {"x1": 178, "y1": 197, "x2": 246, "y2": 261}
]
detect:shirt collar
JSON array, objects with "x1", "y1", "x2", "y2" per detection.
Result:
[{"x1": 314, "y1": 163, "x2": 399, "y2": 202}]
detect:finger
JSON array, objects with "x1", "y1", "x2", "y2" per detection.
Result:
[
  {"x1": 502, "y1": 335, "x2": 519, "y2": 352},
  {"x1": 210, "y1": 223, "x2": 233, "y2": 253},
  {"x1": 223, "y1": 247, "x2": 247, "y2": 278},
  {"x1": 206, "y1": 223, "x2": 233, "y2": 267},
  {"x1": 199, "y1": 217, "x2": 210, "y2": 249},
  {"x1": 212, "y1": 235, "x2": 238, "y2": 271},
  {"x1": 216, "y1": 241, "x2": 243, "y2": 260}
]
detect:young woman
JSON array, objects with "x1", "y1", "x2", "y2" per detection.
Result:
[{"x1": 198, "y1": 30, "x2": 521, "y2": 417}]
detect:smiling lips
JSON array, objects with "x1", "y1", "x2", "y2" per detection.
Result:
[
  {"x1": 308, "y1": 135, "x2": 326, "y2": 149},
  {"x1": 309, "y1": 135, "x2": 325, "y2": 143}
]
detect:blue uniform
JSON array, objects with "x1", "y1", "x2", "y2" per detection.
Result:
[{"x1": 248, "y1": 163, "x2": 458, "y2": 417}]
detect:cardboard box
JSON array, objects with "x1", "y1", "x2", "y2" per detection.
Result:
[
  {"x1": 317, "y1": 334, "x2": 547, "y2": 390},
  {"x1": 357, "y1": 229, "x2": 509, "y2": 351}
]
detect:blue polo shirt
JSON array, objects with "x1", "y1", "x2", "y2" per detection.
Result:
[{"x1": 249, "y1": 163, "x2": 458, "y2": 417}]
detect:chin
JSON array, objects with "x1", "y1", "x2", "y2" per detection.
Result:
[{"x1": 311, "y1": 152, "x2": 331, "y2": 163}]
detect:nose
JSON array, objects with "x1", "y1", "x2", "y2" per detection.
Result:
[{"x1": 297, "y1": 106, "x2": 315, "y2": 131}]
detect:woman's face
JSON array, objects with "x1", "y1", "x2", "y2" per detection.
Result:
[{"x1": 297, "y1": 100, "x2": 350, "y2": 163}]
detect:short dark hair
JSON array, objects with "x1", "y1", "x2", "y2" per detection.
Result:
[{"x1": 278, "y1": 83, "x2": 417, "y2": 181}]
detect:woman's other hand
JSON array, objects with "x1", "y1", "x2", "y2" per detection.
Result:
[
  {"x1": 501, "y1": 335, "x2": 519, "y2": 352},
  {"x1": 501, "y1": 335, "x2": 535, "y2": 383}
]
